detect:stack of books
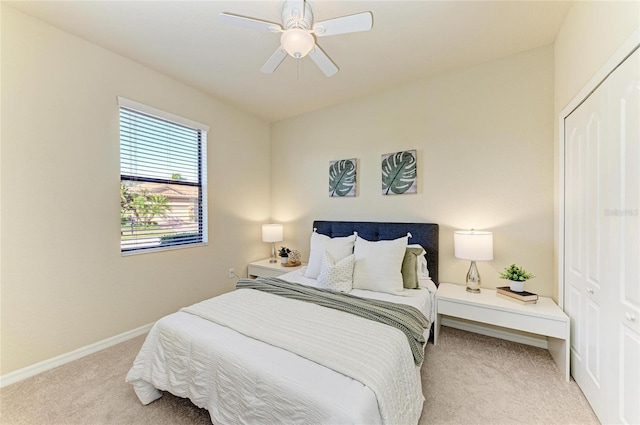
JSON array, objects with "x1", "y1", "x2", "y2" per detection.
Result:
[{"x1": 496, "y1": 286, "x2": 538, "y2": 305}]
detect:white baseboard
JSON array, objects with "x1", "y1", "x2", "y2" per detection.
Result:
[
  {"x1": 0, "y1": 322, "x2": 153, "y2": 388},
  {"x1": 441, "y1": 317, "x2": 548, "y2": 349}
]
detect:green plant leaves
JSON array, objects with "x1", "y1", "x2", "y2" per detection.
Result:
[
  {"x1": 382, "y1": 151, "x2": 417, "y2": 195},
  {"x1": 329, "y1": 159, "x2": 356, "y2": 197},
  {"x1": 499, "y1": 263, "x2": 535, "y2": 281}
]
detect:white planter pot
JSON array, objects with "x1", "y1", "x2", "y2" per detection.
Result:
[
  {"x1": 509, "y1": 280, "x2": 525, "y2": 292},
  {"x1": 281, "y1": 257, "x2": 288, "y2": 264}
]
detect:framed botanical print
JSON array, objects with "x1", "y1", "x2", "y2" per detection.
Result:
[
  {"x1": 329, "y1": 158, "x2": 357, "y2": 197},
  {"x1": 381, "y1": 150, "x2": 417, "y2": 195}
]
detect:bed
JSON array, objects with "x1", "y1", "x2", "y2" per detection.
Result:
[{"x1": 126, "y1": 221, "x2": 439, "y2": 425}]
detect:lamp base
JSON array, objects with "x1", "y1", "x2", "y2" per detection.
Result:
[
  {"x1": 465, "y1": 260, "x2": 481, "y2": 293},
  {"x1": 269, "y1": 243, "x2": 277, "y2": 263}
]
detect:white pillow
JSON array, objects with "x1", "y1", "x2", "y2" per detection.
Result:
[
  {"x1": 352, "y1": 235, "x2": 408, "y2": 295},
  {"x1": 408, "y1": 244, "x2": 430, "y2": 279},
  {"x1": 417, "y1": 256, "x2": 430, "y2": 279},
  {"x1": 317, "y1": 251, "x2": 354, "y2": 293},
  {"x1": 305, "y1": 232, "x2": 356, "y2": 279}
]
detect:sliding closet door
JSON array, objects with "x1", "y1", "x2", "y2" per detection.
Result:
[
  {"x1": 564, "y1": 78, "x2": 607, "y2": 418},
  {"x1": 608, "y1": 47, "x2": 640, "y2": 425},
  {"x1": 564, "y1": 46, "x2": 640, "y2": 424}
]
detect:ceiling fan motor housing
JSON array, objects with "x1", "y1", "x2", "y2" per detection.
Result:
[{"x1": 282, "y1": 1, "x2": 313, "y2": 29}]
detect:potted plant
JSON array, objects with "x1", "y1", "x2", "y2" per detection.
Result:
[
  {"x1": 499, "y1": 263, "x2": 535, "y2": 292},
  {"x1": 278, "y1": 246, "x2": 291, "y2": 264}
]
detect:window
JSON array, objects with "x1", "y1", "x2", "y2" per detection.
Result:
[{"x1": 118, "y1": 97, "x2": 208, "y2": 254}]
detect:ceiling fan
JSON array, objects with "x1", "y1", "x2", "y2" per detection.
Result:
[{"x1": 219, "y1": 0, "x2": 373, "y2": 77}]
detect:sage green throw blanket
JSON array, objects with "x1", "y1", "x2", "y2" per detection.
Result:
[{"x1": 237, "y1": 277, "x2": 430, "y2": 365}]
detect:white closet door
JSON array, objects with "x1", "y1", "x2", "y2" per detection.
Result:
[
  {"x1": 608, "y1": 47, "x2": 640, "y2": 425},
  {"x1": 564, "y1": 77, "x2": 608, "y2": 418},
  {"x1": 564, "y1": 47, "x2": 640, "y2": 424}
]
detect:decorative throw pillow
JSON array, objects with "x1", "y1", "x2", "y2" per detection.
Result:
[
  {"x1": 401, "y1": 247, "x2": 424, "y2": 289},
  {"x1": 317, "y1": 251, "x2": 355, "y2": 293},
  {"x1": 304, "y1": 232, "x2": 356, "y2": 279},
  {"x1": 352, "y1": 235, "x2": 408, "y2": 295}
]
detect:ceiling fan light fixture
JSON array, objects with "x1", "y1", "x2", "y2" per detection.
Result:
[{"x1": 281, "y1": 28, "x2": 315, "y2": 58}]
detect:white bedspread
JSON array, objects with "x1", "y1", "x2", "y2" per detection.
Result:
[
  {"x1": 126, "y1": 268, "x2": 436, "y2": 424},
  {"x1": 182, "y1": 288, "x2": 423, "y2": 425}
]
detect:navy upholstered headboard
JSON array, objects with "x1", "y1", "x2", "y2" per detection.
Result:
[{"x1": 312, "y1": 221, "x2": 439, "y2": 285}]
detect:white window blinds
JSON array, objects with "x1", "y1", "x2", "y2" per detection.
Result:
[{"x1": 118, "y1": 97, "x2": 208, "y2": 253}]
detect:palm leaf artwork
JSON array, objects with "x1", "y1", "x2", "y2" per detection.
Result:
[
  {"x1": 381, "y1": 150, "x2": 417, "y2": 195},
  {"x1": 329, "y1": 159, "x2": 357, "y2": 197}
]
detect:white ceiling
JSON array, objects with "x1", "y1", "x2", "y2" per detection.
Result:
[{"x1": 8, "y1": 1, "x2": 572, "y2": 122}]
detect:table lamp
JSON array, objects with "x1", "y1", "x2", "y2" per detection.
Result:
[
  {"x1": 262, "y1": 224, "x2": 283, "y2": 263},
  {"x1": 454, "y1": 230, "x2": 493, "y2": 293}
]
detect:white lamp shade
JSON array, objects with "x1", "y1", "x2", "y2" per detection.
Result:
[
  {"x1": 281, "y1": 28, "x2": 315, "y2": 58},
  {"x1": 262, "y1": 224, "x2": 283, "y2": 243},
  {"x1": 454, "y1": 230, "x2": 493, "y2": 261}
]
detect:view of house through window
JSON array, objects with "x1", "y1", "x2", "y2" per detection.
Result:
[{"x1": 119, "y1": 98, "x2": 208, "y2": 253}]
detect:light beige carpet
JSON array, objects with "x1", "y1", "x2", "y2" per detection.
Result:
[{"x1": 0, "y1": 326, "x2": 599, "y2": 425}]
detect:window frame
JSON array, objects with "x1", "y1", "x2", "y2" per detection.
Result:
[{"x1": 118, "y1": 97, "x2": 209, "y2": 255}]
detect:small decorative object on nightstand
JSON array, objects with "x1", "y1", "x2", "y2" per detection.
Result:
[
  {"x1": 454, "y1": 230, "x2": 493, "y2": 293},
  {"x1": 279, "y1": 246, "x2": 291, "y2": 264},
  {"x1": 285, "y1": 249, "x2": 302, "y2": 267},
  {"x1": 262, "y1": 224, "x2": 283, "y2": 263},
  {"x1": 495, "y1": 286, "x2": 539, "y2": 304},
  {"x1": 499, "y1": 263, "x2": 535, "y2": 292}
]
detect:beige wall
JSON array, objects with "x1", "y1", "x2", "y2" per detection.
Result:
[
  {"x1": 555, "y1": 1, "x2": 640, "y2": 111},
  {"x1": 271, "y1": 46, "x2": 555, "y2": 297},
  {"x1": 0, "y1": 5, "x2": 271, "y2": 374},
  {"x1": 553, "y1": 2, "x2": 640, "y2": 298}
]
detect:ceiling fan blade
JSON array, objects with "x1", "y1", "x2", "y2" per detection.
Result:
[
  {"x1": 218, "y1": 13, "x2": 282, "y2": 32},
  {"x1": 308, "y1": 45, "x2": 338, "y2": 77},
  {"x1": 260, "y1": 48, "x2": 288, "y2": 74},
  {"x1": 313, "y1": 12, "x2": 372, "y2": 37}
]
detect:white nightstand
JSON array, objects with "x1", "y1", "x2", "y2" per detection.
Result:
[
  {"x1": 435, "y1": 282, "x2": 570, "y2": 382},
  {"x1": 247, "y1": 258, "x2": 305, "y2": 278}
]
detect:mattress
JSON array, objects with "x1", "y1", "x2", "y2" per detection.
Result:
[{"x1": 127, "y1": 268, "x2": 437, "y2": 424}]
